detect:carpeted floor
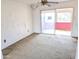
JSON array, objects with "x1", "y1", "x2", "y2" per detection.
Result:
[{"x1": 3, "y1": 33, "x2": 77, "y2": 59}]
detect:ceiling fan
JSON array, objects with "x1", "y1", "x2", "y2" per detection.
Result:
[
  {"x1": 31, "y1": 0, "x2": 60, "y2": 8},
  {"x1": 40, "y1": 0, "x2": 59, "y2": 5}
]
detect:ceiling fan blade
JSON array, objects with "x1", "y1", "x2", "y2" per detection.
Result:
[
  {"x1": 47, "y1": 2, "x2": 59, "y2": 4},
  {"x1": 41, "y1": 0, "x2": 47, "y2": 2},
  {"x1": 41, "y1": 0, "x2": 48, "y2": 5}
]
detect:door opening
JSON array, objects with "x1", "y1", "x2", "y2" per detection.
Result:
[
  {"x1": 41, "y1": 10, "x2": 55, "y2": 34},
  {"x1": 55, "y1": 8, "x2": 73, "y2": 35},
  {"x1": 41, "y1": 8, "x2": 73, "y2": 36}
]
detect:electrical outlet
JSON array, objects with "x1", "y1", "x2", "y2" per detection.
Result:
[{"x1": 4, "y1": 39, "x2": 6, "y2": 43}]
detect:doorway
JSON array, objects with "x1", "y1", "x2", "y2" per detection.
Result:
[
  {"x1": 41, "y1": 8, "x2": 73, "y2": 36},
  {"x1": 41, "y1": 10, "x2": 55, "y2": 34}
]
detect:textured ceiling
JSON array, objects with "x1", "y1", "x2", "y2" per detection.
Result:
[
  {"x1": 47, "y1": 0, "x2": 69, "y2": 2},
  {"x1": 12, "y1": 0, "x2": 40, "y2": 5},
  {"x1": 13, "y1": 0, "x2": 71, "y2": 5}
]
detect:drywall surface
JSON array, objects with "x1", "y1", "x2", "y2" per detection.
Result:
[
  {"x1": 75, "y1": 47, "x2": 78, "y2": 59},
  {"x1": 1, "y1": 51, "x2": 3, "y2": 59},
  {"x1": 71, "y1": 0, "x2": 78, "y2": 37},
  {"x1": 32, "y1": 0, "x2": 78, "y2": 37},
  {"x1": 33, "y1": 8, "x2": 41, "y2": 33},
  {"x1": 1, "y1": 0, "x2": 33, "y2": 49}
]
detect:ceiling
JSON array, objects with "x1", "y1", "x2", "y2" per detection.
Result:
[
  {"x1": 47, "y1": 0, "x2": 70, "y2": 2},
  {"x1": 13, "y1": 0, "x2": 72, "y2": 5}
]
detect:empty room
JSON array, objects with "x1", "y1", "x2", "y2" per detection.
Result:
[{"x1": 1, "y1": 0, "x2": 78, "y2": 59}]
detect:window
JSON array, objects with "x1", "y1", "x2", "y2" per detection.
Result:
[{"x1": 41, "y1": 8, "x2": 73, "y2": 35}]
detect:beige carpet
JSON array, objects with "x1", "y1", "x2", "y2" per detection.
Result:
[{"x1": 3, "y1": 34, "x2": 77, "y2": 59}]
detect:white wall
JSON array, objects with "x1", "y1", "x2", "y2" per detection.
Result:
[
  {"x1": 71, "y1": 0, "x2": 78, "y2": 37},
  {"x1": 1, "y1": 51, "x2": 3, "y2": 59},
  {"x1": 32, "y1": 0, "x2": 78, "y2": 37},
  {"x1": 75, "y1": 47, "x2": 78, "y2": 59},
  {"x1": 33, "y1": 8, "x2": 41, "y2": 33},
  {"x1": 1, "y1": 0, "x2": 33, "y2": 49}
]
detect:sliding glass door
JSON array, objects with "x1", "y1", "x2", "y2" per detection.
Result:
[
  {"x1": 41, "y1": 8, "x2": 73, "y2": 36},
  {"x1": 55, "y1": 8, "x2": 73, "y2": 35},
  {"x1": 41, "y1": 10, "x2": 55, "y2": 34}
]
